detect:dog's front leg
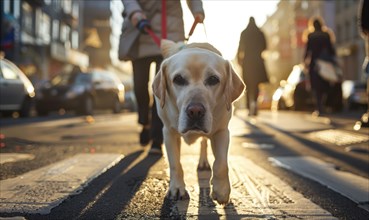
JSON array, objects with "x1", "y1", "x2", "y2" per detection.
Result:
[
  {"x1": 198, "y1": 137, "x2": 211, "y2": 170},
  {"x1": 210, "y1": 129, "x2": 230, "y2": 205},
  {"x1": 164, "y1": 127, "x2": 189, "y2": 200}
]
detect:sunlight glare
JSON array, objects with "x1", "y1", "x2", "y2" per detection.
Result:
[{"x1": 182, "y1": 0, "x2": 279, "y2": 60}]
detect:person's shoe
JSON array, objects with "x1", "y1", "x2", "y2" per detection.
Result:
[
  {"x1": 139, "y1": 128, "x2": 151, "y2": 146},
  {"x1": 312, "y1": 110, "x2": 321, "y2": 117},
  {"x1": 149, "y1": 141, "x2": 163, "y2": 155}
]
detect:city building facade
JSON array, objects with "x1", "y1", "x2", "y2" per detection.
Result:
[
  {"x1": 0, "y1": 0, "x2": 89, "y2": 82},
  {"x1": 262, "y1": 0, "x2": 365, "y2": 87}
]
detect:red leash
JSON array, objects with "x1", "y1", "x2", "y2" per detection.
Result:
[
  {"x1": 161, "y1": 0, "x2": 167, "y2": 39},
  {"x1": 145, "y1": 27, "x2": 161, "y2": 46},
  {"x1": 185, "y1": 16, "x2": 201, "y2": 41},
  {"x1": 144, "y1": 0, "x2": 199, "y2": 47}
]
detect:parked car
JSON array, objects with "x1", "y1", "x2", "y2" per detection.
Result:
[
  {"x1": 35, "y1": 69, "x2": 125, "y2": 116},
  {"x1": 120, "y1": 77, "x2": 137, "y2": 112},
  {"x1": 0, "y1": 56, "x2": 35, "y2": 117},
  {"x1": 272, "y1": 64, "x2": 342, "y2": 112},
  {"x1": 342, "y1": 80, "x2": 368, "y2": 110},
  {"x1": 272, "y1": 64, "x2": 313, "y2": 111}
]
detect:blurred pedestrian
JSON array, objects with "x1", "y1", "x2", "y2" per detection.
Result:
[
  {"x1": 303, "y1": 16, "x2": 337, "y2": 116},
  {"x1": 118, "y1": 0, "x2": 205, "y2": 154},
  {"x1": 356, "y1": 0, "x2": 369, "y2": 127},
  {"x1": 1, "y1": 14, "x2": 16, "y2": 60},
  {"x1": 237, "y1": 17, "x2": 269, "y2": 116}
]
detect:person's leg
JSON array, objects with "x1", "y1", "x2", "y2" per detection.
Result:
[
  {"x1": 360, "y1": 36, "x2": 369, "y2": 126},
  {"x1": 315, "y1": 84, "x2": 325, "y2": 114},
  {"x1": 132, "y1": 57, "x2": 152, "y2": 145},
  {"x1": 247, "y1": 83, "x2": 258, "y2": 116},
  {"x1": 253, "y1": 84, "x2": 260, "y2": 115},
  {"x1": 245, "y1": 85, "x2": 252, "y2": 115},
  {"x1": 310, "y1": 69, "x2": 325, "y2": 115},
  {"x1": 150, "y1": 56, "x2": 164, "y2": 152}
]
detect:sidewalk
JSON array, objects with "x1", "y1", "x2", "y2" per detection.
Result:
[
  {"x1": 235, "y1": 109, "x2": 367, "y2": 130},
  {"x1": 234, "y1": 109, "x2": 369, "y2": 153}
]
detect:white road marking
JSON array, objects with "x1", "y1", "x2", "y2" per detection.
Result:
[
  {"x1": 242, "y1": 142, "x2": 275, "y2": 149},
  {"x1": 0, "y1": 217, "x2": 27, "y2": 220},
  {"x1": 0, "y1": 153, "x2": 35, "y2": 164},
  {"x1": 309, "y1": 129, "x2": 369, "y2": 146},
  {"x1": 171, "y1": 155, "x2": 335, "y2": 219},
  {"x1": 269, "y1": 156, "x2": 369, "y2": 212},
  {"x1": 0, "y1": 153, "x2": 124, "y2": 214}
]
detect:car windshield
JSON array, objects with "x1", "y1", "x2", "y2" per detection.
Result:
[{"x1": 51, "y1": 72, "x2": 90, "y2": 86}]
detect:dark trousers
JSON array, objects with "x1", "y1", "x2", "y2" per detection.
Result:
[
  {"x1": 132, "y1": 56, "x2": 163, "y2": 144},
  {"x1": 310, "y1": 62, "x2": 329, "y2": 113},
  {"x1": 245, "y1": 83, "x2": 259, "y2": 115}
]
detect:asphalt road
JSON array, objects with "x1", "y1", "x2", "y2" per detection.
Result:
[{"x1": 0, "y1": 109, "x2": 368, "y2": 219}]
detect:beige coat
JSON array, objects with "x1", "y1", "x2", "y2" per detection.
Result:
[{"x1": 119, "y1": 0, "x2": 204, "y2": 61}]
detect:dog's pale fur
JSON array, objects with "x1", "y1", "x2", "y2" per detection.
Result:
[{"x1": 152, "y1": 39, "x2": 245, "y2": 204}]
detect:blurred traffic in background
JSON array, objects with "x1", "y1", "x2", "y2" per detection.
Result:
[{"x1": 1, "y1": 0, "x2": 367, "y2": 118}]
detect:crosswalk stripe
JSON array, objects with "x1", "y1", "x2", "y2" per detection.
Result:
[
  {"x1": 309, "y1": 129, "x2": 369, "y2": 146},
  {"x1": 0, "y1": 153, "x2": 124, "y2": 214},
  {"x1": 0, "y1": 153, "x2": 35, "y2": 164},
  {"x1": 269, "y1": 156, "x2": 369, "y2": 212},
  {"x1": 171, "y1": 155, "x2": 336, "y2": 219}
]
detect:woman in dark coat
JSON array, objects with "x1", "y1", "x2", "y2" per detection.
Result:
[
  {"x1": 303, "y1": 16, "x2": 336, "y2": 115},
  {"x1": 237, "y1": 17, "x2": 268, "y2": 116}
]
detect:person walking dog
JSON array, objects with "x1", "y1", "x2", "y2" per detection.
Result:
[{"x1": 118, "y1": 0, "x2": 205, "y2": 154}]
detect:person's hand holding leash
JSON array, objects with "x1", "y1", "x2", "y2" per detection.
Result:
[
  {"x1": 195, "y1": 13, "x2": 205, "y2": 23},
  {"x1": 131, "y1": 11, "x2": 150, "y2": 34}
]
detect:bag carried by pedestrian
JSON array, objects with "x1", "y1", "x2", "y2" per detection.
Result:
[
  {"x1": 118, "y1": 16, "x2": 140, "y2": 61},
  {"x1": 316, "y1": 59, "x2": 343, "y2": 83}
]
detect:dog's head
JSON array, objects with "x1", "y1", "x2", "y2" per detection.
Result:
[{"x1": 153, "y1": 40, "x2": 245, "y2": 135}]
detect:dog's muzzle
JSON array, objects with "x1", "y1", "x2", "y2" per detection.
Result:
[
  {"x1": 186, "y1": 103, "x2": 205, "y2": 120},
  {"x1": 183, "y1": 103, "x2": 208, "y2": 133}
]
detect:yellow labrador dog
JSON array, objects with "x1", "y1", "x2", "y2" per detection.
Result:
[{"x1": 152, "y1": 39, "x2": 245, "y2": 205}]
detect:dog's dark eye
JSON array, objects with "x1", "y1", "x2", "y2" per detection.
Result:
[
  {"x1": 173, "y1": 74, "x2": 188, "y2": 86},
  {"x1": 205, "y1": 75, "x2": 220, "y2": 86}
]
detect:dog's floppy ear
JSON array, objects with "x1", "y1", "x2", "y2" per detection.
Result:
[
  {"x1": 152, "y1": 60, "x2": 167, "y2": 108},
  {"x1": 224, "y1": 61, "x2": 245, "y2": 111}
]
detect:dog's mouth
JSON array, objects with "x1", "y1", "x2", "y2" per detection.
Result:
[
  {"x1": 181, "y1": 121, "x2": 209, "y2": 134},
  {"x1": 182, "y1": 126, "x2": 208, "y2": 134}
]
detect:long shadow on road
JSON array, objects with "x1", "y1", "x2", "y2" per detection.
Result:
[{"x1": 25, "y1": 150, "x2": 162, "y2": 220}]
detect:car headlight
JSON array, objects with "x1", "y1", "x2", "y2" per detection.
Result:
[
  {"x1": 26, "y1": 86, "x2": 35, "y2": 98},
  {"x1": 66, "y1": 85, "x2": 85, "y2": 99}
]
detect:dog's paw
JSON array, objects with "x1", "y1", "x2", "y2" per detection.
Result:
[
  {"x1": 210, "y1": 177, "x2": 230, "y2": 205},
  {"x1": 165, "y1": 187, "x2": 190, "y2": 201},
  {"x1": 197, "y1": 160, "x2": 211, "y2": 171}
]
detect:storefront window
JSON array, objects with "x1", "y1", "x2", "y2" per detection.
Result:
[
  {"x1": 36, "y1": 11, "x2": 50, "y2": 44},
  {"x1": 22, "y1": 2, "x2": 33, "y2": 36},
  {"x1": 71, "y1": 31, "x2": 79, "y2": 49},
  {"x1": 62, "y1": 0, "x2": 72, "y2": 14},
  {"x1": 60, "y1": 23, "x2": 70, "y2": 43},
  {"x1": 52, "y1": 20, "x2": 59, "y2": 40}
]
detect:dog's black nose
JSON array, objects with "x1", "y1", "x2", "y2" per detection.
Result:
[{"x1": 186, "y1": 103, "x2": 205, "y2": 120}]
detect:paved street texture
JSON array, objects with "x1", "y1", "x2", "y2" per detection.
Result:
[{"x1": 0, "y1": 110, "x2": 368, "y2": 219}]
